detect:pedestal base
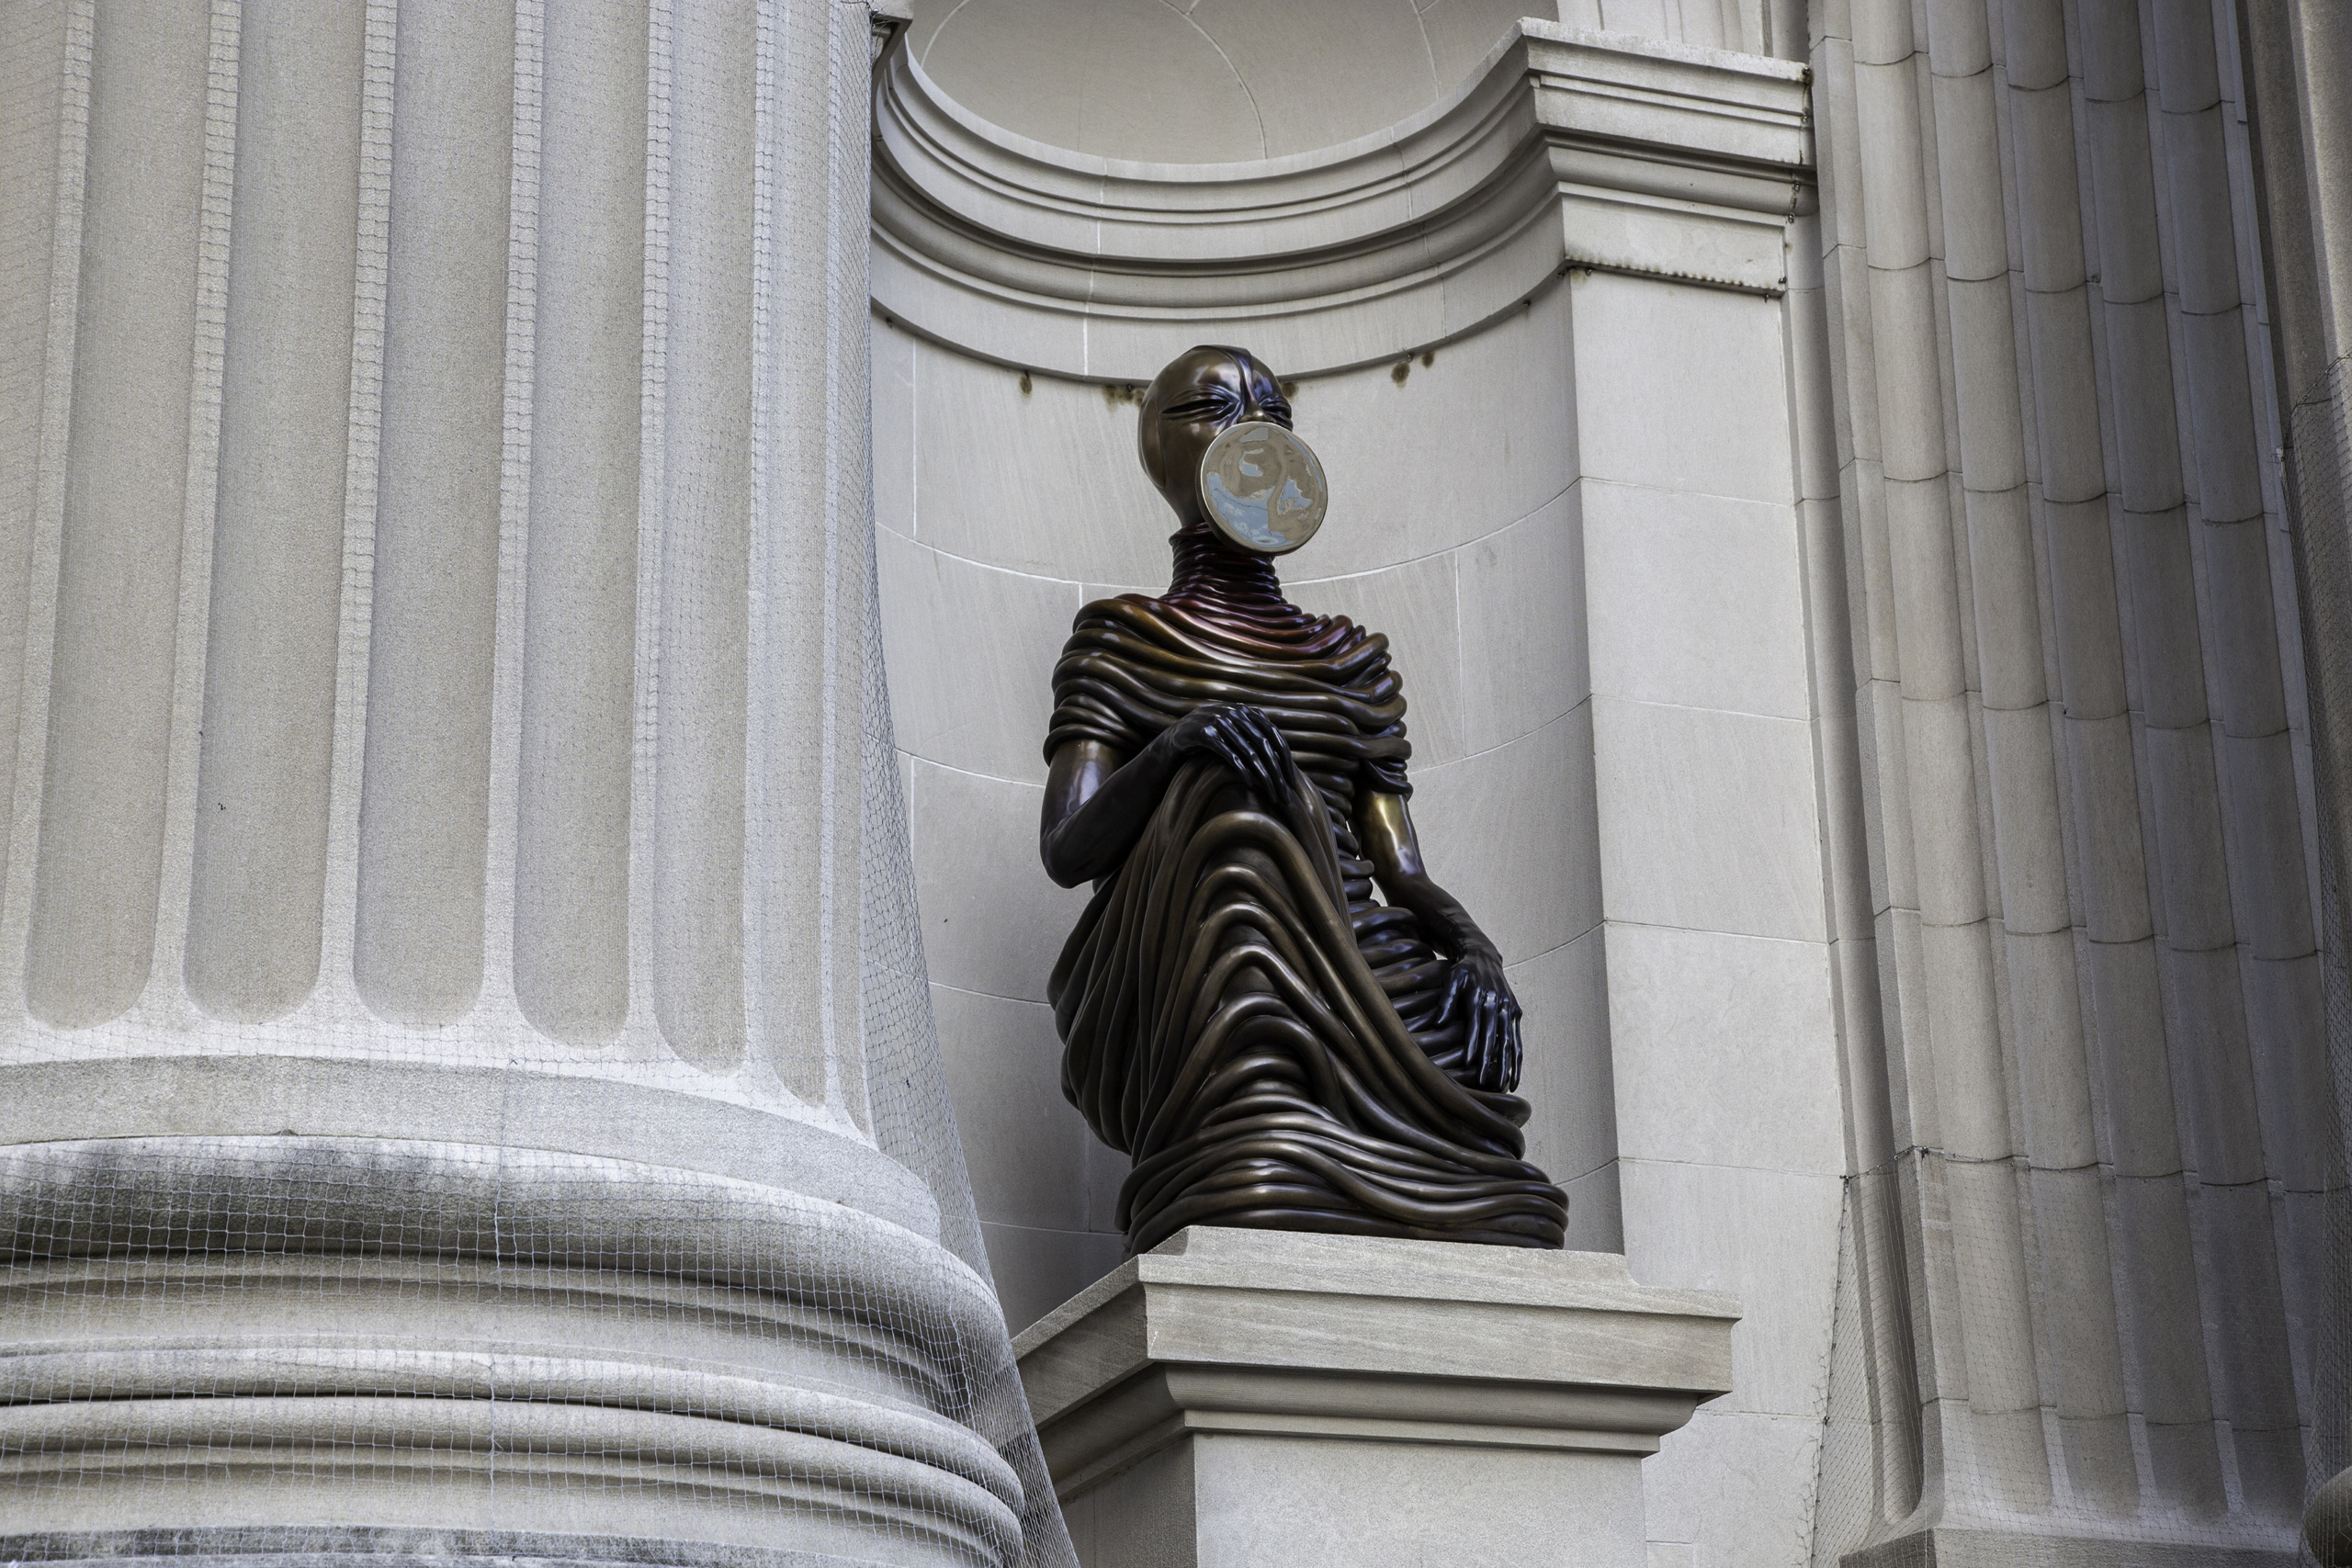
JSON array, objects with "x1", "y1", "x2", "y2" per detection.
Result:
[{"x1": 1012, "y1": 1227, "x2": 1738, "y2": 1568}]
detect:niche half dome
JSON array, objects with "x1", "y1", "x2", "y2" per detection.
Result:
[
  {"x1": 872, "y1": 13, "x2": 1811, "y2": 383},
  {"x1": 903, "y1": 0, "x2": 1542, "y2": 164}
]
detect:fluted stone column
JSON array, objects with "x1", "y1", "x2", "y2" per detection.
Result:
[
  {"x1": 0, "y1": 2, "x2": 1043, "y2": 1562},
  {"x1": 1803, "y1": 1, "x2": 2335, "y2": 1562}
]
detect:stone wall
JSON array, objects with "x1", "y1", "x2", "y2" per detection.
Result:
[
  {"x1": 867, "y1": 11, "x2": 1840, "y2": 1561},
  {"x1": 872, "y1": 2, "x2": 2350, "y2": 1564}
]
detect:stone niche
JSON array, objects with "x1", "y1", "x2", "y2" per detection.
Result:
[{"x1": 870, "y1": 13, "x2": 1838, "y2": 1566}]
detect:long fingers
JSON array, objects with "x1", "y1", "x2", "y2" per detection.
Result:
[
  {"x1": 1463, "y1": 991, "x2": 1484, "y2": 1085},
  {"x1": 1482, "y1": 992, "x2": 1505, "y2": 1089},
  {"x1": 1493, "y1": 997, "x2": 1521, "y2": 1091},
  {"x1": 1238, "y1": 725, "x2": 1284, "y2": 806},
  {"x1": 1466, "y1": 989, "x2": 1522, "y2": 1091},
  {"x1": 1221, "y1": 719, "x2": 1272, "y2": 799},
  {"x1": 1235, "y1": 711, "x2": 1293, "y2": 810},
  {"x1": 1201, "y1": 713, "x2": 1280, "y2": 805},
  {"x1": 1466, "y1": 989, "x2": 1495, "y2": 1089},
  {"x1": 1436, "y1": 970, "x2": 1532, "y2": 1092},
  {"x1": 1432, "y1": 965, "x2": 1470, "y2": 1031},
  {"x1": 1242, "y1": 707, "x2": 1291, "y2": 768}
]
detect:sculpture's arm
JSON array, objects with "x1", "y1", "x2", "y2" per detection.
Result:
[
  {"x1": 1356, "y1": 787, "x2": 1523, "y2": 1092},
  {"x1": 1039, "y1": 704, "x2": 1295, "y2": 888}
]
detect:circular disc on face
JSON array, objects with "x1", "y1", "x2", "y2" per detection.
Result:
[{"x1": 1198, "y1": 421, "x2": 1328, "y2": 555}]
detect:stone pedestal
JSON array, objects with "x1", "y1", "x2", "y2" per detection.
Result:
[{"x1": 1014, "y1": 1228, "x2": 1737, "y2": 1568}]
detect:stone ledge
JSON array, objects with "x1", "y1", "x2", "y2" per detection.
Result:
[
  {"x1": 872, "y1": 20, "x2": 1812, "y2": 381},
  {"x1": 1016, "y1": 1226, "x2": 1737, "y2": 1538}
]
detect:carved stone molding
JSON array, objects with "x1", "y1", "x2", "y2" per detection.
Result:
[
  {"x1": 0, "y1": 1136, "x2": 1024, "y2": 1558},
  {"x1": 1014, "y1": 1226, "x2": 1737, "y2": 1566},
  {"x1": 871, "y1": 19, "x2": 1813, "y2": 381}
]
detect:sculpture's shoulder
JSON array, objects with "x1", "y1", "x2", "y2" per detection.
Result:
[
  {"x1": 1057, "y1": 592, "x2": 1400, "y2": 720},
  {"x1": 1045, "y1": 591, "x2": 1409, "y2": 779},
  {"x1": 1050, "y1": 594, "x2": 1168, "y2": 665},
  {"x1": 1070, "y1": 592, "x2": 1165, "y2": 630},
  {"x1": 1071, "y1": 592, "x2": 1378, "y2": 667}
]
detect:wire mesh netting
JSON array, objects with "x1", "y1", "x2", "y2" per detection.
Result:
[
  {"x1": 0, "y1": 0, "x2": 1076, "y2": 1562},
  {"x1": 2287, "y1": 359, "x2": 2352, "y2": 1561}
]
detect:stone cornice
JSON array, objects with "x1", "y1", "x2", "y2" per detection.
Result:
[
  {"x1": 1014, "y1": 1228, "x2": 1737, "y2": 1501},
  {"x1": 871, "y1": 20, "x2": 1813, "y2": 380}
]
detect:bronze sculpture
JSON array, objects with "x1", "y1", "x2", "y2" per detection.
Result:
[{"x1": 1039, "y1": 344, "x2": 1567, "y2": 1252}]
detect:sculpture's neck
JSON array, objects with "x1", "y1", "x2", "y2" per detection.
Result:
[{"x1": 1163, "y1": 525, "x2": 1295, "y2": 627}]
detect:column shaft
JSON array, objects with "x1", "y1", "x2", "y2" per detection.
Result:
[{"x1": 0, "y1": 5, "x2": 1038, "y2": 1559}]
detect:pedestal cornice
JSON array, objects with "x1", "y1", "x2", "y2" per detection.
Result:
[
  {"x1": 872, "y1": 20, "x2": 1813, "y2": 381},
  {"x1": 1014, "y1": 1227, "x2": 1738, "y2": 1504}
]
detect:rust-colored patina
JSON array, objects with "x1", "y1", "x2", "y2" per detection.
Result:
[{"x1": 1037, "y1": 345, "x2": 1566, "y2": 1252}]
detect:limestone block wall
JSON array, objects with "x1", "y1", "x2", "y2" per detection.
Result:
[
  {"x1": 901, "y1": 0, "x2": 1808, "y2": 163},
  {"x1": 901, "y1": 0, "x2": 1543, "y2": 164},
  {"x1": 1551, "y1": 0, "x2": 1803, "y2": 56},
  {"x1": 1564, "y1": 266, "x2": 1852, "y2": 1568}
]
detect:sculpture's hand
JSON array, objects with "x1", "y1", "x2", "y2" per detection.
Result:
[
  {"x1": 1040, "y1": 706, "x2": 1295, "y2": 887},
  {"x1": 1433, "y1": 942, "x2": 1522, "y2": 1093},
  {"x1": 1164, "y1": 702, "x2": 1295, "y2": 814}
]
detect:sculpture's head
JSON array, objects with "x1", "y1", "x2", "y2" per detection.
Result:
[{"x1": 1139, "y1": 346, "x2": 1326, "y2": 555}]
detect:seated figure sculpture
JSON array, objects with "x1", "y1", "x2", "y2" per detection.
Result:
[{"x1": 1040, "y1": 344, "x2": 1568, "y2": 1253}]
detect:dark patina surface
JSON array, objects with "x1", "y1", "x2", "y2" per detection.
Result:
[{"x1": 1037, "y1": 345, "x2": 1567, "y2": 1252}]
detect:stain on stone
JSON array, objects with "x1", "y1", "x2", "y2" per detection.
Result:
[{"x1": 1391, "y1": 361, "x2": 1409, "y2": 387}]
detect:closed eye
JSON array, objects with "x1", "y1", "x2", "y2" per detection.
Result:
[{"x1": 1164, "y1": 391, "x2": 1240, "y2": 421}]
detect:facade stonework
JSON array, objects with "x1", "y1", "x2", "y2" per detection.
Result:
[{"x1": 1, "y1": 2, "x2": 2346, "y2": 1565}]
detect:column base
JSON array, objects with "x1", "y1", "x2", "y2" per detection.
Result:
[
  {"x1": 1841, "y1": 1525, "x2": 2301, "y2": 1568},
  {"x1": 1012, "y1": 1226, "x2": 1738, "y2": 1568},
  {"x1": 0, "y1": 1527, "x2": 874, "y2": 1568},
  {"x1": 0, "y1": 1135, "x2": 1022, "y2": 1567}
]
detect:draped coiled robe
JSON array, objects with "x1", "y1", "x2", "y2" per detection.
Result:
[{"x1": 1045, "y1": 591, "x2": 1567, "y2": 1252}]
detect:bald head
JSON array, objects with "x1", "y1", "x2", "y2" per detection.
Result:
[{"x1": 1136, "y1": 345, "x2": 1292, "y2": 522}]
